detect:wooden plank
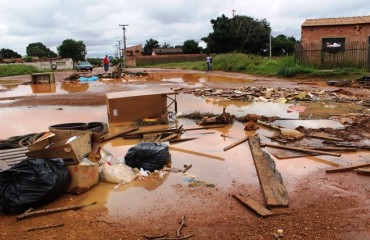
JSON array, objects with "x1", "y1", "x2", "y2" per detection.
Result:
[
  {"x1": 354, "y1": 167, "x2": 370, "y2": 175},
  {"x1": 223, "y1": 136, "x2": 249, "y2": 151},
  {"x1": 267, "y1": 147, "x2": 316, "y2": 159},
  {"x1": 232, "y1": 194, "x2": 273, "y2": 217},
  {"x1": 169, "y1": 137, "x2": 197, "y2": 144},
  {"x1": 326, "y1": 162, "x2": 370, "y2": 173},
  {"x1": 308, "y1": 133, "x2": 344, "y2": 141},
  {"x1": 100, "y1": 127, "x2": 139, "y2": 142},
  {"x1": 261, "y1": 143, "x2": 341, "y2": 157},
  {"x1": 248, "y1": 136, "x2": 289, "y2": 207},
  {"x1": 156, "y1": 133, "x2": 178, "y2": 143},
  {"x1": 169, "y1": 146, "x2": 225, "y2": 161}
]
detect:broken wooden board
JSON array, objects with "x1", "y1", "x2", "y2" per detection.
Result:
[
  {"x1": 232, "y1": 194, "x2": 273, "y2": 217},
  {"x1": 308, "y1": 132, "x2": 344, "y2": 141},
  {"x1": 266, "y1": 147, "x2": 317, "y2": 159},
  {"x1": 248, "y1": 136, "x2": 289, "y2": 207}
]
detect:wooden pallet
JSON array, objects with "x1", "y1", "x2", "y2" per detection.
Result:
[{"x1": 0, "y1": 147, "x2": 28, "y2": 172}]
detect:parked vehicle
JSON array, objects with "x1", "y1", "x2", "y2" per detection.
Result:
[{"x1": 76, "y1": 61, "x2": 93, "y2": 71}]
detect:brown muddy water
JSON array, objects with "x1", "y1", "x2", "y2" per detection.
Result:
[{"x1": 0, "y1": 73, "x2": 368, "y2": 217}]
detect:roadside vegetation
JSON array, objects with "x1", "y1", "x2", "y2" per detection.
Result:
[
  {"x1": 0, "y1": 64, "x2": 44, "y2": 77},
  {"x1": 139, "y1": 53, "x2": 368, "y2": 80}
]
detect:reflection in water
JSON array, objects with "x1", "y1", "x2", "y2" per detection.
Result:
[
  {"x1": 1, "y1": 84, "x2": 19, "y2": 90},
  {"x1": 61, "y1": 82, "x2": 89, "y2": 93},
  {"x1": 145, "y1": 72, "x2": 252, "y2": 84},
  {"x1": 31, "y1": 83, "x2": 56, "y2": 94}
]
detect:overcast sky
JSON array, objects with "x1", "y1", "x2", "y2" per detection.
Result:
[{"x1": 0, "y1": 0, "x2": 368, "y2": 58}]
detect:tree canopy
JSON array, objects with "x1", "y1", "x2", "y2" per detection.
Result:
[
  {"x1": 142, "y1": 38, "x2": 160, "y2": 55},
  {"x1": 0, "y1": 48, "x2": 21, "y2": 58},
  {"x1": 202, "y1": 14, "x2": 271, "y2": 54},
  {"x1": 57, "y1": 39, "x2": 87, "y2": 62},
  {"x1": 271, "y1": 35, "x2": 297, "y2": 56},
  {"x1": 26, "y1": 42, "x2": 57, "y2": 58},
  {"x1": 181, "y1": 40, "x2": 202, "y2": 54}
]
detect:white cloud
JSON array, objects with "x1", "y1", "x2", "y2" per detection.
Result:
[{"x1": 0, "y1": 0, "x2": 368, "y2": 57}]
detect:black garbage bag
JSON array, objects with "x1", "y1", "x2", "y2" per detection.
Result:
[
  {"x1": 0, "y1": 158, "x2": 70, "y2": 214},
  {"x1": 125, "y1": 142, "x2": 171, "y2": 172}
]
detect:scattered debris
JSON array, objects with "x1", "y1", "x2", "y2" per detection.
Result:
[
  {"x1": 185, "y1": 178, "x2": 215, "y2": 187},
  {"x1": 182, "y1": 164, "x2": 192, "y2": 173},
  {"x1": 26, "y1": 223, "x2": 64, "y2": 232},
  {"x1": 198, "y1": 108, "x2": 234, "y2": 125},
  {"x1": 257, "y1": 120, "x2": 305, "y2": 140},
  {"x1": 17, "y1": 201, "x2": 97, "y2": 221}
]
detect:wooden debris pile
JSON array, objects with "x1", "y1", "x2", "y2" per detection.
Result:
[
  {"x1": 198, "y1": 108, "x2": 235, "y2": 125},
  {"x1": 181, "y1": 86, "x2": 366, "y2": 104}
]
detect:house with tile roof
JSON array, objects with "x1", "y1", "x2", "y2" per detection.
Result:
[{"x1": 298, "y1": 15, "x2": 370, "y2": 68}]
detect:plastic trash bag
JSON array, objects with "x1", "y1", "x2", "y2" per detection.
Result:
[
  {"x1": 125, "y1": 142, "x2": 171, "y2": 172},
  {"x1": 0, "y1": 158, "x2": 70, "y2": 214},
  {"x1": 101, "y1": 162, "x2": 137, "y2": 184},
  {"x1": 80, "y1": 76, "x2": 99, "y2": 82}
]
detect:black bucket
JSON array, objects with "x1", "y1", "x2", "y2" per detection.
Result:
[{"x1": 49, "y1": 122, "x2": 88, "y2": 131}]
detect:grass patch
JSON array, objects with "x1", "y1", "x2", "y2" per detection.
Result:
[
  {"x1": 0, "y1": 65, "x2": 44, "y2": 77},
  {"x1": 135, "y1": 53, "x2": 369, "y2": 80}
]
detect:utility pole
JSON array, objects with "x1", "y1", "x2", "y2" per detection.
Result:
[
  {"x1": 269, "y1": 29, "x2": 272, "y2": 59},
  {"x1": 116, "y1": 40, "x2": 121, "y2": 58},
  {"x1": 114, "y1": 44, "x2": 118, "y2": 58},
  {"x1": 119, "y1": 24, "x2": 128, "y2": 68}
]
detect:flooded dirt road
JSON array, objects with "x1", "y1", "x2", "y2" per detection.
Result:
[{"x1": 0, "y1": 68, "x2": 369, "y2": 240}]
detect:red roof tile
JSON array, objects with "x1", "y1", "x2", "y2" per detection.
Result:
[{"x1": 302, "y1": 15, "x2": 370, "y2": 27}]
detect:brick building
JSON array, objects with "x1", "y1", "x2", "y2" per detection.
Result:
[{"x1": 297, "y1": 15, "x2": 370, "y2": 68}]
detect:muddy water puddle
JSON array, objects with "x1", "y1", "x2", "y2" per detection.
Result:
[
  {"x1": 0, "y1": 72, "x2": 252, "y2": 98},
  {"x1": 1, "y1": 73, "x2": 368, "y2": 217}
]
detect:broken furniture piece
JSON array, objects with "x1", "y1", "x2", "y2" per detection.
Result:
[
  {"x1": 31, "y1": 72, "x2": 55, "y2": 84},
  {"x1": 106, "y1": 89, "x2": 177, "y2": 123}
]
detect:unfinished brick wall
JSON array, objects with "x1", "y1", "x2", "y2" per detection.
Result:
[{"x1": 301, "y1": 24, "x2": 370, "y2": 44}]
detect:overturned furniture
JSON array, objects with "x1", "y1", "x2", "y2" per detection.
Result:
[
  {"x1": 106, "y1": 89, "x2": 177, "y2": 123},
  {"x1": 31, "y1": 72, "x2": 55, "y2": 84}
]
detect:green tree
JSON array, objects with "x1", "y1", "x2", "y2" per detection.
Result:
[
  {"x1": 161, "y1": 42, "x2": 172, "y2": 48},
  {"x1": 142, "y1": 38, "x2": 160, "y2": 55},
  {"x1": 202, "y1": 14, "x2": 271, "y2": 54},
  {"x1": 57, "y1": 39, "x2": 87, "y2": 62},
  {"x1": 271, "y1": 35, "x2": 297, "y2": 56},
  {"x1": 0, "y1": 48, "x2": 21, "y2": 58},
  {"x1": 181, "y1": 40, "x2": 202, "y2": 54},
  {"x1": 26, "y1": 42, "x2": 57, "y2": 58}
]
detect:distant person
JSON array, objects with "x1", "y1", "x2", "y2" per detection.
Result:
[
  {"x1": 206, "y1": 53, "x2": 212, "y2": 71},
  {"x1": 103, "y1": 55, "x2": 109, "y2": 73}
]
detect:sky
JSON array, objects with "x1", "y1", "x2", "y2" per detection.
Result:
[{"x1": 0, "y1": 0, "x2": 369, "y2": 58}]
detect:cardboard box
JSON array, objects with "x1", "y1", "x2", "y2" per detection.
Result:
[
  {"x1": 65, "y1": 163, "x2": 99, "y2": 194},
  {"x1": 106, "y1": 89, "x2": 174, "y2": 123},
  {"x1": 27, "y1": 130, "x2": 100, "y2": 165}
]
